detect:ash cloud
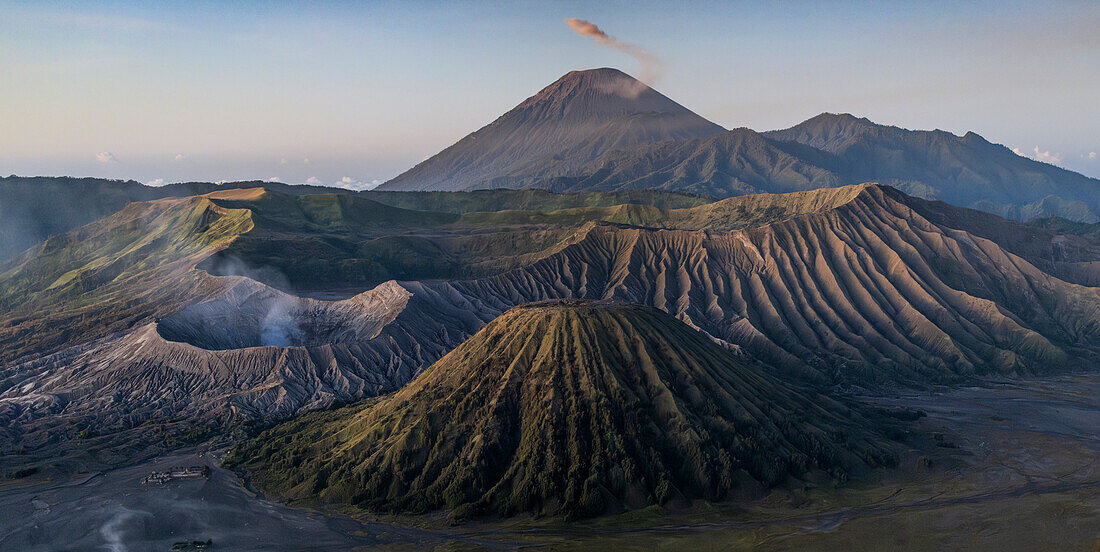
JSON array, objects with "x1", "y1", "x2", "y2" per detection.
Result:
[{"x1": 564, "y1": 18, "x2": 660, "y2": 96}]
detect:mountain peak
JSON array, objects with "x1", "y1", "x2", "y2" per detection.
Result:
[
  {"x1": 763, "y1": 112, "x2": 887, "y2": 154},
  {"x1": 510, "y1": 67, "x2": 701, "y2": 122},
  {"x1": 539, "y1": 67, "x2": 649, "y2": 100},
  {"x1": 559, "y1": 66, "x2": 633, "y2": 82},
  {"x1": 801, "y1": 112, "x2": 877, "y2": 131},
  {"x1": 379, "y1": 68, "x2": 724, "y2": 191}
]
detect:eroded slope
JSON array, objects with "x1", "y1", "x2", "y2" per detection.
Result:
[{"x1": 228, "y1": 301, "x2": 896, "y2": 519}]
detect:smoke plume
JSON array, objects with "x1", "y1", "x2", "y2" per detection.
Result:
[{"x1": 564, "y1": 18, "x2": 660, "y2": 94}]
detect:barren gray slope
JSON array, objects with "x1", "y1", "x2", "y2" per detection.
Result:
[{"x1": 379, "y1": 68, "x2": 725, "y2": 191}]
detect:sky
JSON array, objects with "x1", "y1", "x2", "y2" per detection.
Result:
[{"x1": 1, "y1": 0, "x2": 1098, "y2": 188}]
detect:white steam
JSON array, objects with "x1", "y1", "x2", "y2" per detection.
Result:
[{"x1": 99, "y1": 506, "x2": 152, "y2": 552}]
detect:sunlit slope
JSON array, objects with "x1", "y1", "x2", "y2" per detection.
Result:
[
  {"x1": 229, "y1": 301, "x2": 895, "y2": 519},
  {"x1": 0, "y1": 176, "x2": 348, "y2": 261},
  {"x1": 413, "y1": 184, "x2": 1100, "y2": 383},
  {"x1": 0, "y1": 193, "x2": 253, "y2": 361}
]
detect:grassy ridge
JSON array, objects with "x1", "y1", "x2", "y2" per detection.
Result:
[
  {"x1": 363, "y1": 188, "x2": 711, "y2": 213},
  {"x1": 0, "y1": 175, "x2": 711, "y2": 263},
  {"x1": 201, "y1": 184, "x2": 881, "y2": 293}
]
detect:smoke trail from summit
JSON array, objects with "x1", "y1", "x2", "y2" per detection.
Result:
[{"x1": 564, "y1": 18, "x2": 660, "y2": 94}]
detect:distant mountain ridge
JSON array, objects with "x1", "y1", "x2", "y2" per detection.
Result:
[
  {"x1": 764, "y1": 113, "x2": 1100, "y2": 222},
  {"x1": 531, "y1": 114, "x2": 1100, "y2": 220},
  {"x1": 376, "y1": 69, "x2": 1100, "y2": 222}
]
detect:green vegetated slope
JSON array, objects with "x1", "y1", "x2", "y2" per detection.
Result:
[
  {"x1": 0, "y1": 191, "x2": 254, "y2": 361},
  {"x1": 1031, "y1": 216, "x2": 1100, "y2": 241},
  {"x1": 228, "y1": 301, "x2": 896, "y2": 519},
  {"x1": 196, "y1": 184, "x2": 889, "y2": 293},
  {"x1": 0, "y1": 176, "x2": 181, "y2": 261},
  {"x1": 0, "y1": 175, "x2": 713, "y2": 265},
  {"x1": 361, "y1": 188, "x2": 711, "y2": 213},
  {"x1": 0, "y1": 176, "x2": 349, "y2": 261}
]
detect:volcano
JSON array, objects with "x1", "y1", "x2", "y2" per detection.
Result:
[
  {"x1": 229, "y1": 300, "x2": 895, "y2": 519},
  {"x1": 378, "y1": 68, "x2": 725, "y2": 191}
]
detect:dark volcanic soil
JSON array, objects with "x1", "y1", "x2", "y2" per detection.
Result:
[
  {"x1": 1, "y1": 373, "x2": 1097, "y2": 551},
  {"x1": 0, "y1": 449, "x2": 497, "y2": 551},
  {"x1": 487, "y1": 372, "x2": 1100, "y2": 551}
]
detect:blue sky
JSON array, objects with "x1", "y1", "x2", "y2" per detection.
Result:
[{"x1": 2, "y1": 0, "x2": 1098, "y2": 186}]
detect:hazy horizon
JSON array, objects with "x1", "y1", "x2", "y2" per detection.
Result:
[{"x1": 2, "y1": 0, "x2": 1098, "y2": 187}]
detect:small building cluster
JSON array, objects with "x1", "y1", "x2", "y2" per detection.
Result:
[
  {"x1": 170, "y1": 539, "x2": 212, "y2": 551},
  {"x1": 142, "y1": 466, "x2": 210, "y2": 485}
]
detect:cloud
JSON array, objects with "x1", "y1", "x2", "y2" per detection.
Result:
[
  {"x1": 174, "y1": 153, "x2": 185, "y2": 161},
  {"x1": 297, "y1": 176, "x2": 382, "y2": 190},
  {"x1": 564, "y1": 18, "x2": 660, "y2": 94},
  {"x1": 1090, "y1": 152, "x2": 1097, "y2": 160},
  {"x1": 267, "y1": 177, "x2": 281, "y2": 182},
  {"x1": 329, "y1": 176, "x2": 380, "y2": 191},
  {"x1": 145, "y1": 178, "x2": 165, "y2": 187},
  {"x1": 1012, "y1": 146, "x2": 1062, "y2": 166},
  {"x1": 96, "y1": 151, "x2": 119, "y2": 164}
]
